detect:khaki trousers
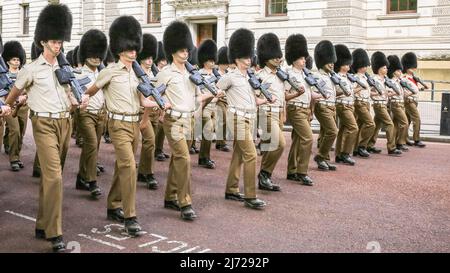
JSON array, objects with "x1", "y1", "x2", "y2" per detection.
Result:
[
  {"x1": 138, "y1": 112, "x2": 156, "y2": 176},
  {"x1": 286, "y1": 105, "x2": 312, "y2": 175},
  {"x1": 225, "y1": 112, "x2": 257, "y2": 199},
  {"x1": 215, "y1": 100, "x2": 228, "y2": 147},
  {"x1": 353, "y1": 101, "x2": 375, "y2": 150},
  {"x1": 32, "y1": 116, "x2": 72, "y2": 239},
  {"x1": 163, "y1": 114, "x2": 193, "y2": 208},
  {"x1": 404, "y1": 99, "x2": 421, "y2": 141},
  {"x1": 107, "y1": 119, "x2": 140, "y2": 218},
  {"x1": 314, "y1": 103, "x2": 338, "y2": 161},
  {"x1": 368, "y1": 104, "x2": 396, "y2": 151},
  {"x1": 390, "y1": 102, "x2": 408, "y2": 145},
  {"x1": 259, "y1": 110, "x2": 286, "y2": 174},
  {"x1": 78, "y1": 110, "x2": 106, "y2": 181},
  {"x1": 335, "y1": 104, "x2": 358, "y2": 156},
  {"x1": 199, "y1": 106, "x2": 216, "y2": 159}
]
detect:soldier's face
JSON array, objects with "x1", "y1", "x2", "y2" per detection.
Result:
[
  {"x1": 120, "y1": 50, "x2": 137, "y2": 62},
  {"x1": 204, "y1": 60, "x2": 215, "y2": 69},
  {"x1": 324, "y1": 63, "x2": 334, "y2": 72},
  {"x1": 7, "y1": 57, "x2": 20, "y2": 70},
  {"x1": 173, "y1": 49, "x2": 189, "y2": 63},
  {"x1": 379, "y1": 66, "x2": 388, "y2": 76},
  {"x1": 340, "y1": 65, "x2": 350, "y2": 73},
  {"x1": 157, "y1": 59, "x2": 168, "y2": 68},
  {"x1": 43, "y1": 40, "x2": 63, "y2": 56},
  {"x1": 236, "y1": 58, "x2": 251, "y2": 69},
  {"x1": 86, "y1": 58, "x2": 101, "y2": 67},
  {"x1": 394, "y1": 69, "x2": 402, "y2": 78},
  {"x1": 407, "y1": 68, "x2": 416, "y2": 74},
  {"x1": 358, "y1": 67, "x2": 368, "y2": 74},
  {"x1": 268, "y1": 58, "x2": 282, "y2": 68},
  {"x1": 293, "y1": 57, "x2": 306, "y2": 68},
  {"x1": 141, "y1": 57, "x2": 154, "y2": 69}
]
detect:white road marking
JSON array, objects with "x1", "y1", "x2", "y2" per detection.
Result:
[
  {"x1": 78, "y1": 234, "x2": 126, "y2": 250},
  {"x1": 5, "y1": 210, "x2": 36, "y2": 222}
]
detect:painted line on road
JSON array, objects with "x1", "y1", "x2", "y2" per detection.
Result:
[
  {"x1": 5, "y1": 210, "x2": 36, "y2": 222},
  {"x1": 78, "y1": 234, "x2": 126, "y2": 250}
]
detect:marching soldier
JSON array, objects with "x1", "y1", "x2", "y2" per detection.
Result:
[
  {"x1": 84, "y1": 16, "x2": 162, "y2": 234},
  {"x1": 75, "y1": 29, "x2": 109, "y2": 197},
  {"x1": 157, "y1": 21, "x2": 215, "y2": 220},
  {"x1": 137, "y1": 33, "x2": 159, "y2": 190},
  {"x1": 1, "y1": 4, "x2": 86, "y2": 252},
  {"x1": 216, "y1": 28, "x2": 268, "y2": 209},
  {"x1": 387, "y1": 55, "x2": 409, "y2": 152},
  {"x1": 334, "y1": 44, "x2": 358, "y2": 166},
  {"x1": 197, "y1": 39, "x2": 219, "y2": 169},
  {"x1": 367, "y1": 52, "x2": 402, "y2": 156},
  {"x1": 2, "y1": 41, "x2": 28, "y2": 171},
  {"x1": 351, "y1": 48, "x2": 375, "y2": 158},
  {"x1": 284, "y1": 34, "x2": 318, "y2": 186},
  {"x1": 188, "y1": 46, "x2": 201, "y2": 155},
  {"x1": 256, "y1": 33, "x2": 285, "y2": 191},
  {"x1": 215, "y1": 46, "x2": 231, "y2": 152},
  {"x1": 101, "y1": 46, "x2": 115, "y2": 145},
  {"x1": 313, "y1": 40, "x2": 338, "y2": 171},
  {"x1": 154, "y1": 41, "x2": 171, "y2": 161},
  {"x1": 401, "y1": 52, "x2": 426, "y2": 148}
]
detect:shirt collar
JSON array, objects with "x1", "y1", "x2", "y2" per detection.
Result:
[{"x1": 38, "y1": 54, "x2": 58, "y2": 67}]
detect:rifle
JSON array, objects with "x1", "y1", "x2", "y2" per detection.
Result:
[
  {"x1": 330, "y1": 71, "x2": 352, "y2": 96},
  {"x1": 347, "y1": 73, "x2": 368, "y2": 89},
  {"x1": 302, "y1": 68, "x2": 329, "y2": 99},
  {"x1": 412, "y1": 74, "x2": 429, "y2": 89},
  {"x1": 276, "y1": 68, "x2": 304, "y2": 94},
  {"x1": 185, "y1": 61, "x2": 217, "y2": 96},
  {"x1": 132, "y1": 61, "x2": 166, "y2": 110},
  {"x1": 97, "y1": 63, "x2": 105, "y2": 72},
  {"x1": 247, "y1": 68, "x2": 273, "y2": 102},
  {"x1": 55, "y1": 53, "x2": 92, "y2": 103},
  {"x1": 384, "y1": 76, "x2": 401, "y2": 95},
  {"x1": 0, "y1": 56, "x2": 14, "y2": 100},
  {"x1": 212, "y1": 68, "x2": 222, "y2": 83},
  {"x1": 365, "y1": 72, "x2": 383, "y2": 96},
  {"x1": 400, "y1": 78, "x2": 417, "y2": 94},
  {"x1": 151, "y1": 63, "x2": 160, "y2": 76}
]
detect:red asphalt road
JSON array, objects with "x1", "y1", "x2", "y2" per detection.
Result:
[{"x1": 0, "y1": 123, "x2": 449, "y2": 253}]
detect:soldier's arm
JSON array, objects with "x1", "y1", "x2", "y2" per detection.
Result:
[
  {"x1": 5, "y1": 86, "x2": 23, "y2": 106},
  {"x1": 84, "y1": 84, "x2": 100, "y2": 97}
]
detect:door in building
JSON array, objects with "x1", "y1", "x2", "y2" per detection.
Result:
[{"x1": 197, "y1": 23, "x2": 217, "y2": 46}]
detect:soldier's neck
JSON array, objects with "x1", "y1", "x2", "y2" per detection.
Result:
[
  {"x1": 173, "y1": 60, "x2": 186, "y2": 72},
  {"x1": 42, "y1": 51, "x2": 57, "y2": 65},
  {"x1": 9, "y1": 67, "x2": 19, "y2": 73}
]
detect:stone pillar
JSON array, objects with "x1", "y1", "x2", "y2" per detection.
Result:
[{"x1": 216, "y1": 15, "x2": 226, "y2": 47}]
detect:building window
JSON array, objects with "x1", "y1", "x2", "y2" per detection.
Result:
[
  {"x1": 0, "y1": 7, "x2": 3, "y2": 34},
  {"x1": 266, "y1": 0, "x2": 288, "y2": 17},
  {"x1": 147, "y1": 0, "x2": 161, "y2": 23},
  {"x1": 21, "y1": 4, "x2": 30, "y2": 35},
  {"x1": 387, "y1": 0, "x2": 417, "y2": 14}
]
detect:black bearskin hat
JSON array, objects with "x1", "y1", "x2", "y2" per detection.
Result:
[
  {"x1": 31, "y1": 42, "x2": 43, "y2": 61},
  {"x1": 371, "y1": 51, "x2": 389, "y2": 74},
  {"x1": 387, "y1": 55, "x2": 403, "y2": 78},
  {"x1": 188, "y1": 46, "x2": 198, "y2": 66},
  {"x1": 109, "y1": 16, "x2": 142, "y2": 59},
  {"x1": 3, "y1": 41, "x2": 26, "y2": 68},
  {"x1": 401, "y1": 52, "x2": 418, "y2": 73},
  {"x1": 217, "y1": 46, "x2": 229, "y2": 65},
  {"x1": 334, "y1": 44, "x2": 352, "y2": 72},
  {"x1": 137, "y1": 33, "x2": 158, "y2": 62},
  {"x1": 305, "y1": 56, "x2": 313, "y2": 70},
  {"x1": 79, "y1": 29, "x2": 108, "y2": 64},
  {"x1": 257, "y1": 33, "x2": 282, "y2": 68},
  {"x1": 314, "y1": 40, "x2": 337, "y2": 69},
  {"x1": 155, "y1": 41, "x2": 166, "y2": 64},
  {"x1": 72, "y1": 45, "x2": 81, "y2": 67},
  {"x1": 198, "y1": 39, "x2": 218, "y2": 67},
  {"x1": 228, "y1": 28, "x2": 255, "y2": 64},
  {"x1": 351, "y1": 48, "x2": 370, "y2": 72},
  {"x1": 34, "y1": 4, "x2": 72, "y2": 50},
  {"x1": 103, "y1": 46, "x2": 115, "y2": 65},
  {"x1": 163, "y1": 21, "x2": 194, "y2": 63},
  {"x1": 285, "y1": 34, "x2": 309, "y2": 65}
]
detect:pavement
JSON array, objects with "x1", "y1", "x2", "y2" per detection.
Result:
[{"x1": 0, "y1": 124, "x2": 449, "y2": 253}]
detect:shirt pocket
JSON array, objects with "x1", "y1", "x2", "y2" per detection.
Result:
[{"x1": 33, "y1": 71, "x2": 54, "y2": 95}]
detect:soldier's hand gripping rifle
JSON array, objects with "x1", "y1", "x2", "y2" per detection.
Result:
[
  {"x1": 132, "y1": 61, "x2": 166, "y2": 110},
  {"x1": 330, "y1": 71, "x2": 352, "y2": 96},
  {"x1": 400, "y1": 78, "x2": 417, "y2": 94},
  {"x1": 247, "y1": 68, "x2": 273, "y2": 102},
  {"x1": 55, "y1": 53, "x2": 91, "y2": 103},
  {"x1": 347, "y1": 73, "x2": 368, "y2": 89},
  {"x1": 302, "y1": 68, "x2": 329, "y2": 99},
  {"x1": 365, "y1": 72, "x2": 383, "y2": 96},
  {"x1": 276, "y1": 68, "x2": 304, "y2": 95},
  {"x1": 185, "y1": 61, "x2": 218, "y2": 96},
  {"x1": 384, "y1": 76, "x2": 401, "y2": 96},
  {"x1": 412, "y1": 73, "x2": 429, "y2": 90}
]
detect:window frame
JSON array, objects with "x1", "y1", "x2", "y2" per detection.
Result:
[
  {"x1": 387, "y1": 0, "x2": 418, "y2": 14},
  {"x1": 147, "y1": 0, "x2": 161, "y2": 24},
  {"x1": 265, "y1": 0, "x2": 288, "y2": 17},
  {"x1": 21, "y1": 3, "x2": 30, "y2": 35}
]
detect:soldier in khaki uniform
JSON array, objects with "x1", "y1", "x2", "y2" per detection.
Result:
[
  {"x1": 197, "y1": 39, "x2": 219, "y2": 169},
  {"x1": 85, "y1": 16, "x2": 162, "y2": 235},
  {"x1": 401, "y1": 52, "x2": 426, "y2": 148},
  {"x1": 255, "y1": 33, "x2": 285, "y2": 191},
  {"x1": 75, "y1": 29, "x2": 108, "y2": 197},
  {"x1": 387, "y1": 55, "x2": 410, "y2": 152},
  {"x1": 313, "y1": 40, "x2": 338, "y2": 171},
  {"x1": 215, "y1": 46, "x2": 231, "y2": 152},
  {"x1": 136, "y1": 33, "x2": 159, "y2": 190},
  {"x1": 1, "y1": 4, "x2": 84, "y2": 252},
  {"x1": 367, "y1": 51, "x2": 402, "y2": 156},
  {"x1": 2, "y1": 41, "x2": 28, "y2": 171},
  {"x1": 216, "y1": 28, "x2": 268, "y2": 209},
  {"x1": 284, "y1": 34, "x2": 319, "y2": 186},
  {"x1": 157, "y1": 21, "x2": 215, "y2": 220},
  {"x1": 333, "y1": 44, "x2": 358, "y2": 166},
  {"x1": 351, "y1": 49, "x2": 375, "y2": 158}
]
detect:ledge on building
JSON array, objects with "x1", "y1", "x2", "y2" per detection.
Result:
[
  {"x1": 16, "y1": 34, "x2": 30, "y2": 38},
  {"x1": 255, "y1": 16, "x2": 289, "y2": 23},
  {"x1": 377, "y1": 13, "x2": 420, "y2": 20},
  {"x1": 142, "y1": 23, "x2": 162, "y2": 28}
]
